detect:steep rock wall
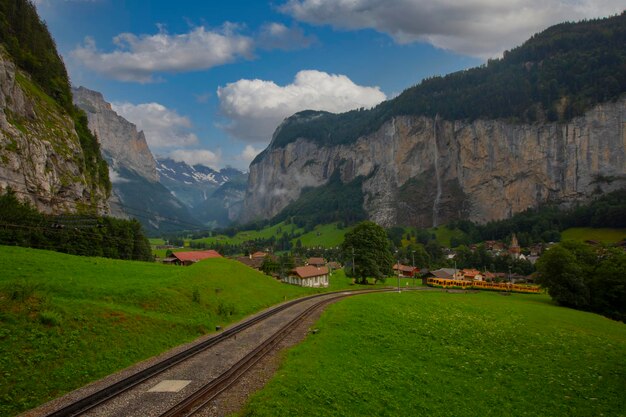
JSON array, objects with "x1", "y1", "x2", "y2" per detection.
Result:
[
  {"x1": 0, "y1": 51, "x2": 109, "y2": 214},
  {"x1": 73, "y1": 86, "x2": 157, "y2": 182},
  {"x1": 241, "y1": 98, "x2": 626, "y2": 227}
]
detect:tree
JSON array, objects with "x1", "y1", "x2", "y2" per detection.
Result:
[
  {"x1": 341, "y1": 221, "x2": 393, "y2": 284},
  {"x1": 536, "y1": 245, "x2": 590, "y2": 308}
]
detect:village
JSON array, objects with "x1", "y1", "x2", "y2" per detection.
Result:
[{"x1": 157, "y1": 233, "x2": 542, "y2": 288}]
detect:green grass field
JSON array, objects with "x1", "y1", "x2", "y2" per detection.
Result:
[
  {"x1": 242, "y1": 291, "x2": 626, "y2": 417},
  {"x1": 0, "y1": 246, "x2": 323, "y2": 416},
  {"x1": 295, "y1": 223, "x2": 353, "y2": 248},
  {"x1": 191, "y1": 221, "x2": 304, "y2": 246},
  {"x1": 561, "y1": 227, "x2": 626, "y2": 243}
]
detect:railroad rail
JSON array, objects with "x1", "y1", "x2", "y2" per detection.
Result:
[
  {"x1": 43, "y1": 288, "x2": 389, "y2": 417},
  {"x1": 158, "y1": 290, "x2": 379, "y2": 417}
]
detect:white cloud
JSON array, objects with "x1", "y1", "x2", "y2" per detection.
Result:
[
  {"x1": 257, "y1": 22, "x2": 316, "y2": 50},
  {"x1": 111, "y1": 102, "x2": 198, "y2": 149},
  {"x1": 168, "y1": 149, "x2": 222, "y2": 170},
  {"x1": 108, "y1": 168, "x2": 129, "y2": 183},
  {"x1": 238, "y1": 145, "x2": 263, "y2": 165},
  {"x1": 71, "y1": 24, "x2": 254, "y2": 82},
  {"x1": 280, "y1": 0, "x2": 624, "y2": 58},
  {"x1": 217, "y1": 70, "x2": 387, "y2": 142}
]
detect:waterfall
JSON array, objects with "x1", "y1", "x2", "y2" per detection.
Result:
[{"x1": 432, "y1": 115, "x2": 442, "y2": 227}]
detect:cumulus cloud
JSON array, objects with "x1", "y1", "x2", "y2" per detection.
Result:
[
  {"x1": 108, "y1": 168, "x2": 129, "y2": 183},
  {"x1": 280, "y1": 0, "x2": 624, "y2": 58},
  {"x1": 71, "y1": 24, "x2": 254, "y2": 82},
  {"x1": 238, "y1": 145, "x2": 263, "y2": 165},
  {"x1": 257, "y1": 22, "x2": 316, "y2": 50},
  {"x1": 217, "y1": 69, "x2": 386, "y2": 142},
  {"x1": 111, "y1": 102, "x2": 198, "y2": 149},
  {"x1": 168, "y1": 149, "x2": 222, "y2": 170}
]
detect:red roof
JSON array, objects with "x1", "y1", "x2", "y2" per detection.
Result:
[
  {"x1": 393, "y1": 264, "x2": 416, "y2": 272},
  {"x1": 293, "y1": 266, "x2": 329, "y2": 279},
  {"x1": 307, "y1": 257, "x2": 326, "y2": 266},
  {"x1": 173, "y1": 250, "x2": 222, "y2": 262},
  {"x1": 462, "y1": 269, "x2": 481, "y2": 277}
]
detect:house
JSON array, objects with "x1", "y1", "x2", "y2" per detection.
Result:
[
  {"x1": 250, "y1": 251, "x2": 269, "y2": 259},
  {"x1": 307, "y1": 257, "x2": 326, "y2": 267},
  {"x1": 428, "y1": 268, "x2": 463, "y2": 280},
  {"x1": 327, "y1": 261, "x2": 342, "y2": 271},
  {"x1": 283, "y1": 266, "x2": 329, "y2": 288},
  {"x1": 392, "y1": 263, "x2": 418, "y2": 277},
  {"x1": 483, "y1": 271, "x2": 496, "y2": 282},
  {"x1": 165, "y1": 250, "x2": 222, "y2": 266},
  {"x1": 461, "y1": 268, "x2": 483, "y2": 281}
]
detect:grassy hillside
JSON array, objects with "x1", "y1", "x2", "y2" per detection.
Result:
[
  {"x1": 192, "y1": 221, "x2": 303, "y2": 246},
  {"x1": 561, "y1": 227, "x2": 626, "y2": 243},
  {"x1": 243, "y1": 291, "x2": 626, "y2": 417},
  {"x1": 0, "y1": 246, "x2": 319, "y2": 416},
  {"x1": 294, "y1": 223, "x2": 352, "y2": 248}
]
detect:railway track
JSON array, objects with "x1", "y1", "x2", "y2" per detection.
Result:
[{"x1": 42, "y1": 288, "x2": 390, "y2": 417}]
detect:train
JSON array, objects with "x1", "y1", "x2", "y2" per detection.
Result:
[{"x1": 426, "y1": 277, "x2": 541, "y2": 294}]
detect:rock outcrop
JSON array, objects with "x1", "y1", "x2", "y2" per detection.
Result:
[
  {"x1": 72, "y1": 87, "x2": 202, "y2": 232},
  {"x1": 73, "y1": 86, "x2": 157, "y2": 182},
  {"x1": 241, "y1": 97, "x2": 626, "y2": 227},
  {"x1": 0, "y1": 50, "x2": 109, "y2": 214}
]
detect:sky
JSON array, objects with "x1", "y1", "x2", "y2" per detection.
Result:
[{"x1": 34, "y1": 0, "x2": 624, "y2": 171}]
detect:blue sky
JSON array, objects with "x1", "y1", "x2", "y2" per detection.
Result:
[{"x1": 35, "y1": 0, "x2": 623, "y2": 170}]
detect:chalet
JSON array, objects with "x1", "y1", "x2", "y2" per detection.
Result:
[
  {"x1": 283, "y1": 266, "x2": 329, "y2": 288},
  {"x1": 250, "y1": 251, "x2": 269, "y2": 259},
  {"x1": 392, "y1": 263, "x2": 418, "y2": 277},
  {"x1": 428, "y1": 268, "x2": 463, "y2": 280},
  {"x1": 327, "y1": 261, "x2": 342, "y2": 271},
  {"x1": 307, "y1": 257, "x2": 326, "y2": 267},
  {"x1": 165, "y1": 250, "x2": 222, "y2": 266},
  {"x1": 461, "y1": 268, "x2": 483, "y2": 281}
]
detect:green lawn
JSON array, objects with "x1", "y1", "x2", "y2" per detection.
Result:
[
  {"x1": 294, "y1": 223, "x2": 353, "y2": 248},
  {"x1": 0, "y1": 246, "x2": 320, "y2": 416},
  {"x1": 191, "y1": 221, "x2": 304, "y2": 246},
  {"x1": 561, "y1": 227, "x2": 626, "y2": 243},
  {"x1": 242, "y1": 291, "x2": 626, "y2": 417}
]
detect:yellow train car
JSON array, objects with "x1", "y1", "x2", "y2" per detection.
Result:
[{"x1": 427, "y1": 277, "x2": 540, "y2": 294}]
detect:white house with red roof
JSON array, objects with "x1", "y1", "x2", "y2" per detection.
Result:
[{"x1": 283, "y1": 266, "x2": 329, "y2": 288}]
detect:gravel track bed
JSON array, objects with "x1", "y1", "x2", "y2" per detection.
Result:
[
  {"x1": 23, "y1": 292, "x2": 351, "y2": 417},
  {"x1": 193, "y1": 299, "x2": 337, "y2": 417}
]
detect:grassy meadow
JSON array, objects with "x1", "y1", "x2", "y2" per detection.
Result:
[
  {"x1": 561, "y1": 227, "x2": 626, "y2": 243},
  {"x1": 242, "y1": 291, "x2": 626, "y2": 417},
  {"x1": 295, "y1": 223, "x2": 352, "y2": 248},
  {"x1": 0, "y1": 245, "x2": 321, "y2": 416}
]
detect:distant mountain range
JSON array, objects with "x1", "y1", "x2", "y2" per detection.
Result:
[
  {"x1": 73, "y1": 87, "x2": 246, "y2": 233},
  {"x1": 156, "y1": 157, "x2": 247, "y2": 227}
]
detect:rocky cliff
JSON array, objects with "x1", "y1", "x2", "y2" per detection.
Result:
[
  {"x1": 72, "y1": 87, "x2": 202, "y2": 233},
  {"x1": 241, "y1": 97, "x2": 626, "y2": 227},
  {"x1": 0, "y1": 50, "x2": 110, "y2": 214},
  {"x1": 73, "y1": 86, "x2": 157, "y2": 182}
]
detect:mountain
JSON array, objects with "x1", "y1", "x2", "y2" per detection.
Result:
[
  {"x1": 73, "y1": 87, "x2": 201, "y2": 234},
  {"x1": 156, "y1": 157, "x2": 246, "y2": 226},
  {"x1": 0, "y1": 0, "x2": 110, "y2": 214},
  {"x1": 240, "y1": 13, "x2": 626, "y2": 227}
]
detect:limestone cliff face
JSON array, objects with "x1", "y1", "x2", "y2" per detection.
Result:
[
  {"x1": 241, "y1": 98, "x2": 626, "y2": 227},
  {"x1": 0, "y1": 51, "x2": 109, "y2": 214},
  {"x1": 73, "y1": 86, "x2": 157, "y2": 182}
]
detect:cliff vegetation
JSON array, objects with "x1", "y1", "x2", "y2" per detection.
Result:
[
  {"x1": 0, "y1": 0, "x2": 110, "y2": 199},
  {"x1": 263, "y1": 12, "x2": 626, "y2": 154}
]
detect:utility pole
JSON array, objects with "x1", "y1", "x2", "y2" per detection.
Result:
[
  {"x1": 352, "y1": 247, "x2": 355, "y2": 277},
  {"x1": 412, "y1": 250, "x2": 416, "y2": 287},
  {"x1": 396, "y1": 250, "x2": 401, "y2": 293}
]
